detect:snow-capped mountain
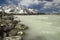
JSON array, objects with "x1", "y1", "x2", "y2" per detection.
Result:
[
  {"x1": 0, "y1": 0, "x2": 60, "y2": 13},
  {"x1": 0, "y1": 6, "x2": 2, "y2": 11},
  {"x1": 0, "y1": 5, "x2": 39, "y2": 14}
]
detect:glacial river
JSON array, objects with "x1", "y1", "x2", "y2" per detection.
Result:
[{"x1": 14, "y1": 15, "x2": 60, "y2": 40}]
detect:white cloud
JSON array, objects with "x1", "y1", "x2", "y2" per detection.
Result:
[
  {"x1": 20, "y1": 0, "x2": 41, "y2": 6},
  {"x1": 54, "y1": 0, "x2": 60, "y2": 2},
  {"x1": 5, "y1": 0, "x2": 60, "y2": 7},
  {"x1": 5, "y1": 0, "x2": 60, "y2": 13},
  {"x1": 43, "y1": 0, "x2": 60, "y2": 9},
  {"x1": 6, "y1": 0, "x2": 13, "y2": 4},
  {"x1": 6, "y1": 0, "x2": 20, "y2": 5}
]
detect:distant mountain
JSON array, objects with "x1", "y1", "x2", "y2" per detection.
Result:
[{"x1": 0, "y1": 5, "x2": 40, "y2": 14}]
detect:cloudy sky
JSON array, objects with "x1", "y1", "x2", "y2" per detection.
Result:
[{"x1": 0, "y1": 0, "x2": 60, "y2": 13}]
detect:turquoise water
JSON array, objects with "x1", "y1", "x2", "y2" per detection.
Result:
[{"x1": 14, "y1": 15, "x2": 60, "y2": 40}]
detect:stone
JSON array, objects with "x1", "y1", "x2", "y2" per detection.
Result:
[
  {"x1": 0, "y1": 11, "x2": 28, "y2": 40},
  {"x1": 4, "y1": 36, "x2": 22, "y2": 40}
]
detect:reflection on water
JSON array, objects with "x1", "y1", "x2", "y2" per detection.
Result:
[{"x1": 14, "y1": 15, "x2": 60, "y2": 40}]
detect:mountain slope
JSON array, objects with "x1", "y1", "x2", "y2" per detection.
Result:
[{"x1": 0, "y1": 5, "x2": 39, "y2": 14}]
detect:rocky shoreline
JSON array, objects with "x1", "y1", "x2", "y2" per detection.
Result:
[{"x1": 0, "y1": 12, "x2": 28, "y2": 40}]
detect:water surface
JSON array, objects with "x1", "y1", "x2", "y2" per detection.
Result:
[{"x1": 14, "y1": 15, "x2": 60, "y2": 40}]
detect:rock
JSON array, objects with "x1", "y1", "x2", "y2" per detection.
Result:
[
  {"x1": 4, "y1": 36, "x2": 22, "y2": 40},
  {"x1": 0, "y1": 11, "x2": 28, "y2": 40},
  {"x1": 15, "y1": 24, "x2": 28, "y2": 30},
  {"x1": 17, "y1": 31, "x2": 25, "y2": 36}
]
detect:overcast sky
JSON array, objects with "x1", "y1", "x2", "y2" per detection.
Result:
[{"x1": 0, "y1": 0, "x2": 60, "y2": 13}]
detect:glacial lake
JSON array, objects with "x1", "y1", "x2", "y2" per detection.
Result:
[{"x1": 14, "y1": 15, "x2": 60, "y2": 40}]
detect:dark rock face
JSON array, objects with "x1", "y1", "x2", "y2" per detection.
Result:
[{"x1": 0, "y1": 12, "x2": 28, "y2": 40}]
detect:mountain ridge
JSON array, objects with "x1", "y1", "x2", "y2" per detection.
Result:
[{"x1": 0, "y1": 5, "x2": 40, "y2": 14}]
